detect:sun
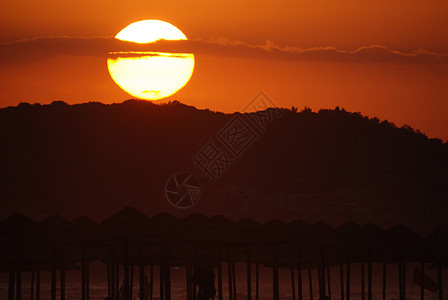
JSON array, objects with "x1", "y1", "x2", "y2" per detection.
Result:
[
  {"x1": 107, "y1": 20, "x2": 194, "y2": 100},
  {"x1": 115, "y1": 20, "x2": 187, "y2": 43}
]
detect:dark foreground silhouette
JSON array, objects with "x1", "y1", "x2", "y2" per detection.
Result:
[
  {"x1": 0, "y1": 208, "x2": 446, "y2": 300},
  {"x1": 0, "y1": 100, "x2": 447, "y2": 234}
]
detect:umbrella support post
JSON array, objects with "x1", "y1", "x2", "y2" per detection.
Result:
[
  {"x1": 437, "y1": 261, "x2": 443, "y2": 300},
  {"x1": 308, "y1": 269, "x2": 313, "y2": 300},
  {"x1": 346, "y1": 251, "x2": 351, "y2": 300},
  {"x1": 30, "y1": 271, "x2": 34, "y2": 300},
  {"x1": 51, "y1": 246, "x2": 56, "y2": 300},
  {"x1": 36, "y1": 268, "x2": 40, "y2": 300},
  {"x1": 8, "y1": 269, "x2": 15, "y2": 300},
  {"x1": 218, "y1": 249, "x2": 223, "y2": 300},
  {"x1": 232, "y1": 262, "x2": 237, "y2": 300},
  {"x1": 297, "y1": 250, "x2": 303, "y2": 300},
  {"x1": 361, "y1": 262, "x2": 365, "y2": 300},
  {"x1": 61, "y1": 252, "x2": 66, "y2": 300},
  {"x1": 382, "y1": 263, "x2": 386, "y2": 300},
  {"x1": 420, "y1": 262, "x2": 424, "y2": 300},
  {"x1": 339, "y1": 261, "x2": 344, "y2": 300},
  {"x1": 291, "y1": 268, "x2": 296, "y2": 300},
  {"x1": 368, "y1": 250, "x2": 372, "y2": 300},
  {"x1": 150, "y1": 265, "x2": 154, "y2": 300},
  {"x1": 256, "y1": 260, "x2": 259, "y2": 300},
  {"x1": 272, "y1": 251, "x2": 279, "y2": 300},
  {"x1": 247, "y1": 248, "x2": 251, "y2": 300}
]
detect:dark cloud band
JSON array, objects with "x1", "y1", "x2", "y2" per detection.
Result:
[{"x1": 1, "y1": 36, "x2": 447, "y2": 65}]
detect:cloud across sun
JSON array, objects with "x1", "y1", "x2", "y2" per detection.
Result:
[{"x1": 106, "y1": 20, "x2": 195, "y2": 100}]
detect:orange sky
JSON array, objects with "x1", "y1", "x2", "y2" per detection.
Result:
[{"x1": 1, "y1": 0, "x2": 448, "y2": 140}]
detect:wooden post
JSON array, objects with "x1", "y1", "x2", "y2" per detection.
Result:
[
  {"x1": 361, "y1": 262, "x2": 365, "y2": 300},
  {"x1": 15, "y1": 273, "x2": 21, "y2": 300},
  {"x1": 437, "y1": 261, "x2": 443, "y2": 300},
  {"x1": 82, "y1": 245, "x2": 86, "y2": 300},
  {"x1": 317, "y1": 264, "x2": 322, "y2": 300},
  {"x1": 291, "y1": 268, "x2": 296, "y2": 300},
  {"x1": 232, "y1": 262, "x2": 237, "y2": 300},
  {"x1": 116, "y1": 262, "x2": 120, "y2": 300},
  {"x1": 112, "y1": 263, "x2": 116, "y2": 300},
  {"x1": 420, "y1": 262, "x2": 424, "y2": 300},
  {"x1": 139, "y1": 244, "x2": 144, "y2": 300},
  {"x1": 111, "y1": 247, "x2": 115, "y2": 300},
  {"x1": 346, "y1": 251, "x2": 350, "y2": 300},
  {"x1": 272, "y1": 251, "x2": 279, "y2": 300},
  {"x1": 130, "y1": 265, "x2": 134, "y2": 300},
  {"x1": 111, "y1": 263, "x2": 115, "y2": 299},
  {"x1": 319, "y1": 248, "x2": 326, "y2": 300},
  {"x1": 255, "y1": 260, "x2": 259, "y2": 300},
  {"x1": 164, "y1": 248, "x2": 171, "y2": 300},
  {"x1": 247, "y1": 248, "x2": 251, "y2": 300},
  {"x1": 398, "y1": 261, "x2": 402, "y2": 300},
  {"x1": 61, "y1": 251, "x2": 66, "y2": 300},
  {"x1": 150, "y1": 265, "x2": 154, "y2": 300},
  {"x1": 339, "y1": 261, "x2": 344, "y2": 300},
  {"x1": 218, "y1": 249, "x2": 223, "y2": 300},
  {"x1": 297, "y1": 250, "x2": 303, "y2": 300},
  {"x1": 308, "y1": 269, "x2": 313, "y2": 300},
  {"x1": 193, "y1": 246, "x2": 197, "y2": 300},
  {"x1": 382, "y1": 263, "x2": 386, "y2": 300},
  {"x1": 8, "y1": 269, "x2": 15, "y2": 300},
  {"x1": 326, "y1": 267, "x2": 331, "y2": 300},
  {"x1": 186, "y1": 264, "x2": 192, "y2": 300},
  {"x1": 86, "y1": 260, "x2": 90, "y2": 300},
  {"x1": 228, "y1": 252, "x2": 233, "y2": 300},
  {"x1": 160, "y1": 249, "x2": 165, "y2": 300},
  {"x1": 51, "y1": 245, "x2": 56, "y2": 300},
  {"x1": 124, "y1": 239, "x2": 130, "y2": 300},
  {"x1": 273, "y1": 263, "x2": 279, "y2": 300},
  {"x1": 17, "y1": 242, "x2": 22, "y2": 300},
  {"x1": 107, "y1": 264, "x2": 111, "y2": 298},
  {"x1": 402, "y1": 261, "x2": 406, "y2": 300},
  {"x1": 367, "y1": 250, "x2": 372, "y2": 300},
  {"x1": 36, "y1": 268, "x2": 40, "y2": 300},
  {"x1": 30, "y1": 271, "x2": 34, "y2": 300}
]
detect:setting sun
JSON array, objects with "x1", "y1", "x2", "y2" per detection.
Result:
[
  {"x1": 115, "y1": 20, "x2": 187, "y2": 43},
  {"x1": 107, "y1": 20, "x2": 194, "y2": 100}
]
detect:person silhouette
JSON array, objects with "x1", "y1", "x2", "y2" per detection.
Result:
[
  {"x1": 193, "y1": 261, "x2": 216, "y2": 300},
  {"x1": 138, "y1": 275, "x2": 151, "y2": 300},
  {"x1": 118, "y1": 280, "x2": 126, "y2": 300}
]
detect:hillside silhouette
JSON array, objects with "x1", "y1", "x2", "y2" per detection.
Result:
[{"x1": 0, "y1": 100, "x2": 446, "y2": 234}]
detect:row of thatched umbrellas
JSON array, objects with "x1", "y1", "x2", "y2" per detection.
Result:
[{"x1": 0, "y1": 207, "x2": 446, "y2": 300}]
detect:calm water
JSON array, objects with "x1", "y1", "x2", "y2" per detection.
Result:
[{"x1": 0, "y1": 283, "x2": 443, "y2": 300}]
